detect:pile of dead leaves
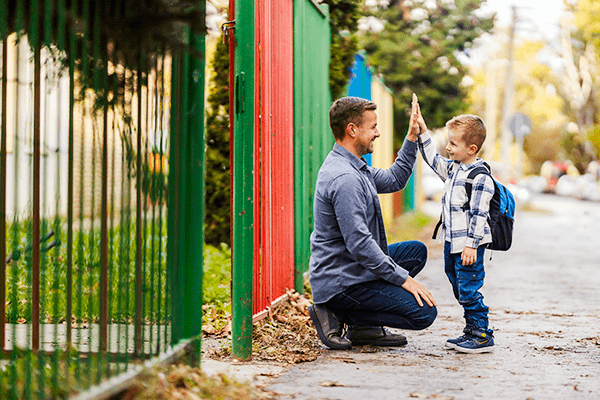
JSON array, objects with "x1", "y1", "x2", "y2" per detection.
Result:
[
  {"x1": 124, "y1": 364, "x2": 272, "y2": 400},
  {"x1": 252, "y1": 290, "x2": 324, "y2": 364},
  {"x1": 203, "y1": 289, "x2": 324, "y2": 364}
]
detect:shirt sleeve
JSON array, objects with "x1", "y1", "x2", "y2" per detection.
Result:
[
  {"x1": 328, "y1": 174, "x2": 409, "y2": 286},
  {"x1": 370, "y1": 138, "x2": 418, "y2": 193},
  {"x1": 465, "y1": 173, "x2": 495, "y2": 248},
  {"x1": 417, "y1": 131, "x2": 452, "y2": 181}
]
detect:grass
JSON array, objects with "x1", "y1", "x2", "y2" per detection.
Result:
[{"x1": 386, "y1": 211, "x2": 435, "y2": 243}]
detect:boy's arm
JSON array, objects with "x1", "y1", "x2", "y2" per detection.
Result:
[
  {"x1": 412, "y1": 96, "x2": 451, "y2": 180},
  {"x1": 417, "y1": 131, "x2": 452, "y2": 181},
  {"x1": 465, "y1": 173, "x2": 495, "y2": 249}
]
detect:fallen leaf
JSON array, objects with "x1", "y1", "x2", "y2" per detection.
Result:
[
  {"x1": 202, "y1": 324, "x2": 217, "y2": 334},
  {"x1": 319, "y1": 381, "x2": 344, "y2": 387},
  {"x1": 409, "y1": 392, "x2": 428, "y2": 399}
]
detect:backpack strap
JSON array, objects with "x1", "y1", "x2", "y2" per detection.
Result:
[
  {"x1": 462, "y1": 162, "x2": 491, "y2": 211},
  {"x1": 432, "y1": 215, "x2": 442, "y2": 240}
]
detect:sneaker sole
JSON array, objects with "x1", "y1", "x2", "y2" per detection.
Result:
[
  {"x1": 308, "y1": 306, "x2": 352, "y2": 350},
  {"x1": 445, "y1": 342, "x2": 458, "y2": 350},
  {"x1": 455, "y1": 345, "x2": 495, "y2": 354}
]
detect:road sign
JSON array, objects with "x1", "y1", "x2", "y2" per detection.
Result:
[{"x1": 508, "y1": 113, "x2": 532, "y2": 139}]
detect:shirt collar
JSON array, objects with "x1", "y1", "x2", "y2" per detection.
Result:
[
  {"x1": 333, "y1": 142, "x2": 368, "y2": 171},
  {"x1": 458, "y1": 158, "x2": 485, "y2": 172}
]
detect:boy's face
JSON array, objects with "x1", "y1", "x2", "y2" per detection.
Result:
[{"x1": 445, "y1": 128, "x2": 476, "y2": 164}]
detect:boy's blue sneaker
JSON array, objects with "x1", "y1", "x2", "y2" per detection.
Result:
[
  {"x1": 445, "y1": 327, "x2": 473, "y2": 350},
  {"x1": 455, "y1": 329, "x2": 495, "y2": 354}
]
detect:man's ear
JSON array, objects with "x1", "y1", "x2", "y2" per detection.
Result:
[{"x1": 346, "y1": 123, "x2": 357, "y2": 137}]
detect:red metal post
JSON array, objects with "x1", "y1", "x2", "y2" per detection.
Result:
[{"x1": 254, "y1": 0, "x2": 295, "y2": 314}]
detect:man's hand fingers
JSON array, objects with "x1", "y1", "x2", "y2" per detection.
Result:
[{"x1": 413, "y1": 292, "x2": 424, "y2": 307}]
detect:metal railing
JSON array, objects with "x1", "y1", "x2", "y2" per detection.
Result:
[{"x1": 1, "y1": 1, "x2": 206, "y2": 397}]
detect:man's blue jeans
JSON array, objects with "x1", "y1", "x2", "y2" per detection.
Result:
[
  {"x1": 325, "y1": 241, "x2": 437, "y2": 331},
  {"x1": 443, "y1": 242, "x2": 490, "y2": 332}
]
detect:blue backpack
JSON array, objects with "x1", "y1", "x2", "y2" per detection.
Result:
[
  {"x1": 432, "y1": 162, "x2": 515, "y2": 251},
  {"x1": 464, "y1": 163, "x2": 515, "y2": 251}
]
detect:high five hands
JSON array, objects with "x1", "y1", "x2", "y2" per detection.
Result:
[{"x1": 407, "y1": 93, "x2": 428, "y2": 141}]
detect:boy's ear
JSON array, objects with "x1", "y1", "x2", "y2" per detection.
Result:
[{"x1": 469, "y1": 144, "x2": 479, "y2": 155}]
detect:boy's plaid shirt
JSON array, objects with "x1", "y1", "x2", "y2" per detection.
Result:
[{"x1": 417, "y1": 131, "x2": 494, "y2": 254}]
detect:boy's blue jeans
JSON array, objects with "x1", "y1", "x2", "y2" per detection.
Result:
[
  {"x1": 444, "y1": 242, "x2": 491, "y2": 333},
  {"x1": 325, "y1": 241, "x2": 437, "y2": 331}
]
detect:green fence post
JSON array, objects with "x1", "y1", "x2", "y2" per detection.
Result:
[
  {"x1": 231, "y1": 0, "x2": 255, "y2": 360},
  {"x1": 167, "y1": 4, "x2": 206, "y2": 366}
]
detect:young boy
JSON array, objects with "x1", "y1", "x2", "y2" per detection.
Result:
[{"x1": 413, "y1": 96, "x2": 495, "y2": 353}]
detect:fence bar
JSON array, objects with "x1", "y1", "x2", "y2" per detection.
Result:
[
  {"x1": 32, "y1": 3, "x2": 42, "y2": 352},
  {"x1": 100, "y1": 54, "x2": 109, "y2": 354},
  {"x1": 167, "y1": 4, "x2": 205, "y2": 362},
  {"x1": 135, "y1": 61, "x2": 143, "y2": 357},
  {"x1": 231, "y1": 0, "x2": 255, "y2": 360},
  {"x1": 0, "y1": 37, "x2": 7, "y2": 352}
]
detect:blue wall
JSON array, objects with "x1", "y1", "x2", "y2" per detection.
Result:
[{"x1": 347, "y1": 53, "x2": 373, "y2": 165}]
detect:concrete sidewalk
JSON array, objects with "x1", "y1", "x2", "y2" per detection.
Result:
[{"x1": 205, "y1": 193, "x2": 600, "y2": 399}]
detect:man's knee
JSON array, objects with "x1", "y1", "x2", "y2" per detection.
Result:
[{"x1": 414, "y1": 305, "x2": 437, "y2": 330}]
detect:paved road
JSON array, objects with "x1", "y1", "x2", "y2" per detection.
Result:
[{"x1": 267, "y1": 193, "x2": 600, "y2": 400}]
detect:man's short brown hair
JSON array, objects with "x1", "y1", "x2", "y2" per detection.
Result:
[
  {"x1": 446, "y1": 114, "x2": 487, "y2": 153},
  {"x1": 329, "y1": 97, "x2": 377, "y2": 141}
]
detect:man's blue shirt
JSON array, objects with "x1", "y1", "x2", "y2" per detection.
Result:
[{"x1": 309, "y1": 140, "x2": 418, "y2": 304}]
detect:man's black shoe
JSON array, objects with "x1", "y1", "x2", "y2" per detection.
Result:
[
  {"x1": 345, "y1": 326, "x2": 407, "y2": 346},
  {"x1": 308, "y1": 304, "x2": 352, "y2": 350}
]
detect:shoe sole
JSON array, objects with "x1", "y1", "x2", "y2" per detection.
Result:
[
  {"x1": 349, "y1": 339, "x2": 407, "y2": 347},
  {"x1": 308, "y1": 306, "x2": 352, "y2": 350},
  {"x1": 455, "y1": 346, "x2": 495, "y2": 354},
  {"x1": 445, "y1": 342, "x2": 458, "y2": 350}
]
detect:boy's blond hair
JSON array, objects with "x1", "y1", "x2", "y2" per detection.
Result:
[{"x1": 446, "y1": 114, "x2": 486, "y2": 153}]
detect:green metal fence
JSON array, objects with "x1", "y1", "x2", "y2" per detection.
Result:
[
  {"x1": 1, "y1": 1, "x2": 205, "y2": 398},
  {"x1": 293, "y1": 0, "x2": 332, "y2": 292}
]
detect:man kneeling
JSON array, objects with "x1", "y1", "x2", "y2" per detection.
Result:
[{"x1": 308, "y1": 96, "x2": 437, "y2": 349}]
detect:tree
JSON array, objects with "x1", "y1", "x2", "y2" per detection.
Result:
[
  {"x1": 323, "y1": 0, "x2": 362, "y2": 100},
  {"x1": 205, "y1": 37, "x2": 231, "y2": 247},
  {"x1": 358, "y1": 0, "x2": 494, "y2": 147}
]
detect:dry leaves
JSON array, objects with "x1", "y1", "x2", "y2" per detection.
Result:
[
  {"x1": 409, "y1": 392, "x2": 454, "y2": 400},
  {"x1": 252, "y1": 290, "x2": 324, "y2": 364},
  {"x1": 124, "y1": 364, "x2": 273, "y2": 400},
  {"x1": 203, "y1": 289, "x2": 324, "y2": 364}
]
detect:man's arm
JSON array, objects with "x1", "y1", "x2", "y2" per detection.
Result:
[
  {"x1": 330, "y1": 174, "x2": 436, "y2": 307},
  {"x1": 371, "y1": 95, "x2": 422, "y2": 192},
  {"x1": 330, "y1": 174, "x2": 409, "y2": 286}
]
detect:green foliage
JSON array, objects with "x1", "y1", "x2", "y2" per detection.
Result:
[
  {"x1": 0, "y1": 350, "x2": 118, "y2": 399},
  {"x1": 358, "y1": 1, "x2": 494, "y2": 148},
  {"x1": 324, "y1": 0, "x2": 362, "y2": 99},
  {"x1": 588, "y1": 125, "x2": 600, "y2": 157},
  {"x1": 562, "y1": 131, "x2": 598, "y2": 173},
  {"x1": 202, "y1": 244, "x2": 231, "y2": 305},
  {"x1": 205, "y1": 37, "x2": 231, "y2": 247},
  {"x1": 4, "y1": 216, "x2": 168, "y2": 324}
]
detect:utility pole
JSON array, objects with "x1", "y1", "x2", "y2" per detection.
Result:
[
  {"x1": 484, "y1": 60, "x2": 500, "y2": 159},
  {"x1": 500, "y1": 5, "x2": 517, "y2": 182}
]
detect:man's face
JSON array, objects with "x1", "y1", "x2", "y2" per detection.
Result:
[{"x1": 353, "y1": 110, "x2": 379, "y2": 156}]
